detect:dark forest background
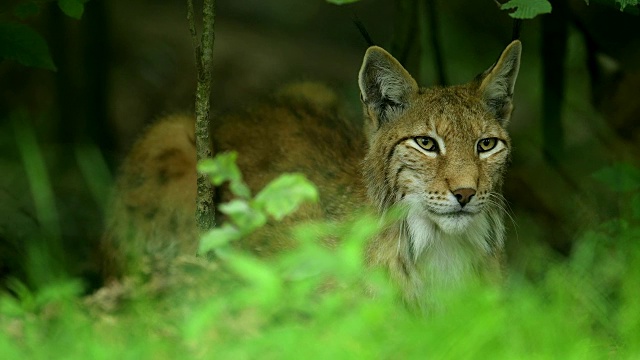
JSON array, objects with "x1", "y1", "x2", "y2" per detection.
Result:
[{"x1": 1, "y1": 0, "x2": 639, "y2": 293}]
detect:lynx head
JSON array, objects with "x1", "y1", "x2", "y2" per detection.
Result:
[{"x1": 358, "y1": 41, "x2": 521, "y2": 243}]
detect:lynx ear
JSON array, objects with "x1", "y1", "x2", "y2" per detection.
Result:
[
  {"x1": 478, "y1": 40, "x2": 522, "y2": 126},
  {"x1": 358, "y1": 46, "x2": 418, "y2": 128}
]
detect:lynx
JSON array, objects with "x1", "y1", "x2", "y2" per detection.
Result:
[{"x1": 103, "y1": 41, "x2": 522, "y2": 306}]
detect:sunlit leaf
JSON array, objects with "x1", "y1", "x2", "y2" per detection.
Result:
[
  {"x1": 586, "y1": 0, "x2": 640, "y2": 13},
  {"x1": 218, "y1": 250, "x2": 281, "y2": 300},
  {"x1": 229, "y1": 181, "x2": 251, "y2": 200},
  {"x1": 198, "y1": 224, "x2": 241, "y2": 254},
  {"x1": 197, "y1": 152, "x2": 240, "y2": 185},
  {"x1": 253, "y1": 173, "x2": 318, "y2": 220},
  {"x1": 198, "y1": 152, "x2": 251, "y2": 198},
  {"x1": 0, "y1": 23, "x2": 56, "y2": 70},
  {"x1": 501, "y1": 0, "x2": 552, "y2": 19},
  {"x1": 219, "y1": 199, "x2": 267, "y2": 232},
  {"x1": 616, "y1": 0, "x2": 639, "y2": 10}
]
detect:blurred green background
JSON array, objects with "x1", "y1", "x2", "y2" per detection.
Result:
[{"x1": 2, "y1": 0, "x2": 640, "y2": 358}]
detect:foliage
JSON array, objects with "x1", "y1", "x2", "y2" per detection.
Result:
[
  {"x1": 197, "y1": 152, "x2": 318, "y2": 254},
  {"x1": 500, "y1": 0, "x2": 552, "y2": 19},
  {"x1": 615, "y1": 0, "x2": 640, "y2": 10},
  {"x1": 2, "y1": 0, "x2": 640, "y2": 357},
  {"x1": 0, "y1": 0, "x2": 89, "y2": 70},
  {"x1": 499, "y1": 0, "x2": 637, "y2": 19},
  {"x1": 586, "y1": 0, "x2": 640, "y2": 11},
  {"x1": 2, "y1": 158, "x2": 640, "y2": 358}
]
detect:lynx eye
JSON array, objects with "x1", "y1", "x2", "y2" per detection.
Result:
[
  {"x1": 415, "y1": 137, "x2": 439, "y2": 152},
  {"x1": 477, "y1": 138, "x2": 498, "y2": 152}
]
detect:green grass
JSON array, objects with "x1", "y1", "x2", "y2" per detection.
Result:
[{"x1": 1, "y1": 193, "x2": 640, "y2": 359}]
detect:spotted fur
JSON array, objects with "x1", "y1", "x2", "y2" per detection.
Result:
[
  {"x1": 103, "y1": 42, "x2": 522, "y2": 308},
  {"x1": 362, "y1": 42, "x2": 521, "y2": 307}
]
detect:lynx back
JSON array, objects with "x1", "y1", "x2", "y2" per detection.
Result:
[{"x1": 103, "y1": 41, "x2": 522, "y2": 308}]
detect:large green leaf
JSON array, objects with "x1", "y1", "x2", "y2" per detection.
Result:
[
  {"x1": 253, "y1": 173, "x2": 318, "y2": 221},
  {"x1": 57, "y1": 0, "x2": 86, "y2": 20},
  {"x1": 501, "y1": 0, "x2": 552, "y2": 19},
  {"x1": 0, "y1": 23, "x2": 56, "y2": 70}
]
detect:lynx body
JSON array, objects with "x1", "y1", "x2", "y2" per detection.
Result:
[{"x1": 103, "y1": 42, "x2": 522, "y2": 306}]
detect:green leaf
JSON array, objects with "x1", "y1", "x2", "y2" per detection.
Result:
[
  {"x1": 616, "y1": 0, "x2": 639, "y2": 10},
  {"x1": 229, "y1": 181, "x2": 251, "y2": 200},
  {"x1": 218, "y1": 250, "x2": 281, "y2": 300},
  {"x1": 0, "y1": 23, "x2": 56, "y2": 70},
  {"x1": 253, "y1": 173, "x2": 318, "y2": 221},
  {"x1": 219, "y1": 199, "x2": 267, "y2": 233},
  {"x1": 198, "y1": 224, "x2": 242, "y2": 254},
  {"x1": 586, "y1": 0, "x2": 639, "y2": 13},
  {"x1": 13, "y1": 2, "x2": 41, "y2": 20},
  {"x1": 326, "y1": 0, "x2": 360, "y2": 4},
  {"x1": 501, "y1": 0, "x2": 552, "y2": 19},
  {"x1": 58, "y1": 0, "x2": 85, "y2": 20},
  {"x1": 197, "y1": 152, "x2": 251, "y2": 198},
  {"x1": 592, "y1": 163, "x2": 640, "y2": 192}
]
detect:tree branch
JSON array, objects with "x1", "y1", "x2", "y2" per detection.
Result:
[{"x1": 188, "y1": 0, "x2": 216, "y2": 234}]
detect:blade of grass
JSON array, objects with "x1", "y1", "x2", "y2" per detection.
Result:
[{"x1": 11, "y1": 110, "x2": 60, "y2": 240}]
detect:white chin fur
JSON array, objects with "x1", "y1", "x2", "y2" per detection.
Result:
[
  {"x1": 403, "y1": 196, "x2": 493, "y2": 261},
  {"x1": 428, "y1": 212, "x2": 476, "y2": 234}
]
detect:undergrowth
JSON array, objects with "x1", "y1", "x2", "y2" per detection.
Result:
[{"x1": 1, "y1": 152, "x2": 639, "y2": 359}]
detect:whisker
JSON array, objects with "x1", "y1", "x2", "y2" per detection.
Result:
[
  {"x1": 396, "y1": 218, "x2": 405, "y2": 257},
  {"x1": 486, "y1": 192, "x2": 518, "y2": 240}
]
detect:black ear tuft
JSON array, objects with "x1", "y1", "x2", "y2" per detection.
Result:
[{"x1": 478, "y1": 40, "x2": 522, "y2": 126}]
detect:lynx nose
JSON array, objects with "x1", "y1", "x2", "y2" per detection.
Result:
[{"x1": 452, "y1": 188, "x2": 476, "y2": 207}]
